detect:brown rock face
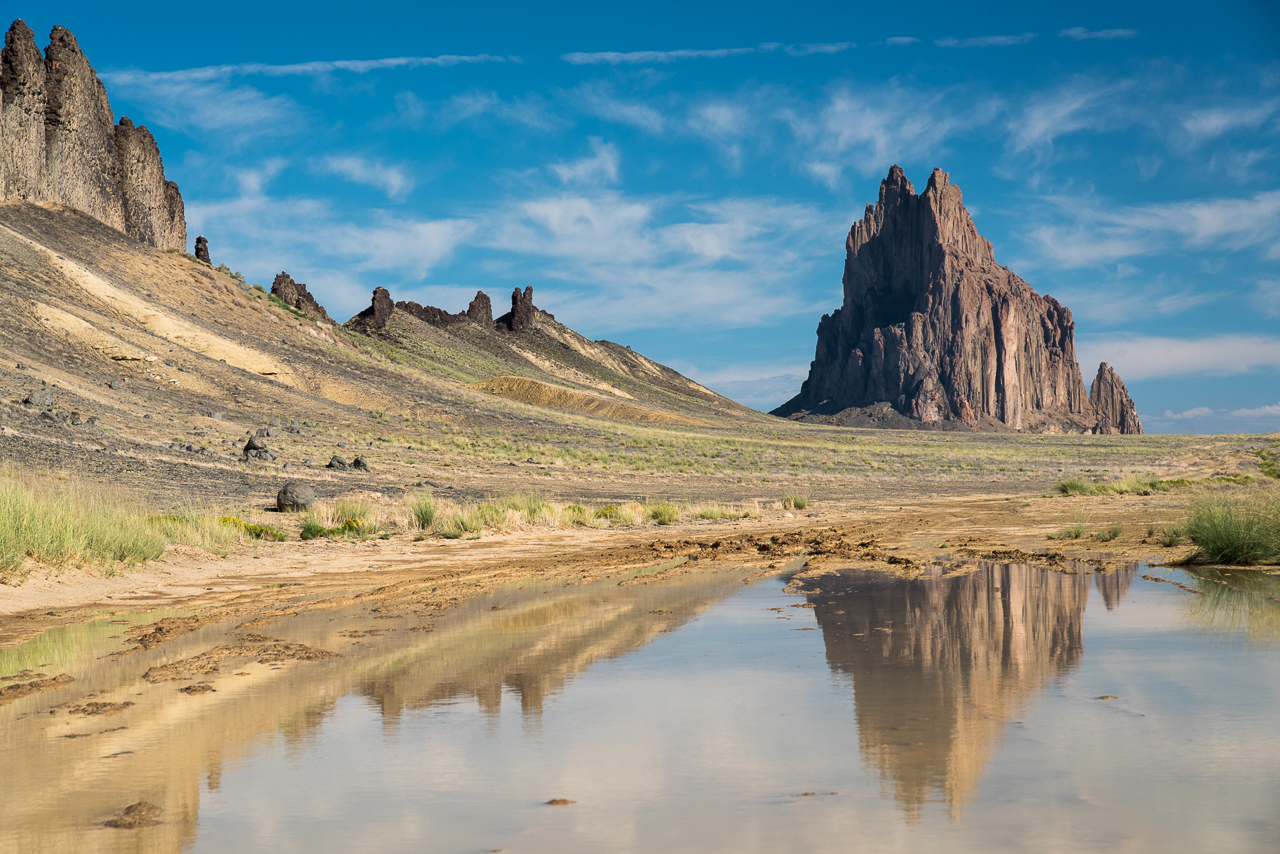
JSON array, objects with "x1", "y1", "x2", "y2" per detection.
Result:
[
  {"x1": 0, "y1": 20, "x2": 186, "y2": 251},
  {"x1": 1089, "y1": 362, "x2": 1142, "y2": 435},
  {"x1": 776, "y1": 165, "x2": 1099, "y2": 433},
  {"x1": 466, "y1": 290, "x2": 492, "y2": 325},
  {"x1": 114, "y1": 117, "x2": 185, "y2": 251},
  {"x1": 0, "y1": 19, "x2": 46, "y2": 201},
  {"x1": 357, "y1": 287, "x2": 394, "y2": 330},
  {"x1": 270, "y1": 271, "x2": 332, "y2": 323},
  {"x1": 396, "y1": 290, "x2": 496, "y2": 329}
]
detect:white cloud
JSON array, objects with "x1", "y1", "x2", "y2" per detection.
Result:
[
  {"x1": 484, "y1": 192, "x2": 836, "y2": 331},
  {"x1": 1077, "y1": 334, "x2": 1280, "y2": 381},
  {"x1": 1163, "y1": 406, "x2": 1216, "y2": 419},
  {"x1": 935, "y1": 33, "x2": 1036, "y2": 48},
  {"x1": 562, "y1": 47, "x2": 757, "y2": 65},
  {"x1": 1054, "y1": 282, "x2": 1217, "y2": 324},
  {"x1": 681, "y1": 365, "x2": 810, "y2": 411},
  {"x1": 1059, "y1": 27, "x2": 1139, "y2": 40},
  {"x1": 551, "y1": 138, "x2": 621, "y2": 185},
  {"x1": 570, "y1": 83, "x2": 667, "y2": 134},
  {"x1": 319, "y1": 156, "x2": 414, "y2": 200},
  {"x1": 1007, "y1": 78, "x2": 1136, "y2": 155},
  {"x1": 102, "y1": 72, "x2": 300, "y2": 135},
  {"x1": 432, "y1": 90, "x2": 560, "y2": 131},
  {"x1": 1025, "y1": 189, "x2": 1280, "y2": 268},
  {"x1": 789, "y1": 83, "x2": 992, "y2": 185},
  {"x1": 1254, "y1": 280, "x2": 1280, "y2": 316},
  {"x1": 885, "y1": 37, "x2": 919, "y2": 46},
  {"x1": 561, "y1": 42, "x2": 852, "y2": 66},
  {"x1": 1180, "y1": 99, "x2": 1280, "y2": 144},
  {"x1": 1229, "y1": 401, "x2": 1280, "y2": 418},
  {"x1": 106, "y1": 53, "x2": 510, "y2": 84}
]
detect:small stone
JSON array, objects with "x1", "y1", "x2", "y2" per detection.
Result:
[
  {"x1": 268, "y1": 417, "x2": 281, "y2": 427},
  {"x1": 244, "y1": 436, "x2": 268, "y2": 454},
  {"x1": 15, "y1": 362, "x2": 30, "y2": 370},
  {"x1": 23, "y1": 388, "x2": 53, "y2": 408},
  {"x1": 209, "y1": 411, "x2": 223, "y2": 420},
  {"x1": 326, "y1": 456, "x2": 349, "y2": 471},
  {"x1": 351, "y1": 457, "x2": 370, "y2": 472}
]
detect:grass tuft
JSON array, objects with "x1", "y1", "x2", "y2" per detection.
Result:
[
  {"x1": 648, "y1": 503, "x2": 679, "y2": 526},
  {"x1": 1048, "y1": 520, "x2": 1086, "y2": 540},
  {"x1": 1182, "y1": 491, "x2": 1280, "y2": 565},
  {"x1": 218, "y1": 516, "x2": 287, "y2": 541},
  {"x1": 1096, "y1": 522, "x2": 1123, "y2": 542},
  {"x1": 782, "y1": 494, "x2": 809, "y2": 510},
  {"x1": 410, "y1": 492, "x2": 436, "y2": 529}
]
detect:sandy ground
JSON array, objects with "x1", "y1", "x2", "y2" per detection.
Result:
[{"x1": 0, "y1": 485, "x2": 1202, "y2": 649}]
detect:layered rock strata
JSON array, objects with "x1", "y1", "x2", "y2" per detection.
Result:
[
  {"x1": 776, "y1": 165, "x2": 1140, "y2": 434},
  {"x1": 0, "y1": 20, "x2": 185, "y2": 251},
  {"x1": 270, "y1": 271, "x2": 332, "y2": 323}
]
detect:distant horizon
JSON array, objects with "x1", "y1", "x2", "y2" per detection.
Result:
[{"x1": 14, "y1": 0, "x2": 1280, "y2": 433}]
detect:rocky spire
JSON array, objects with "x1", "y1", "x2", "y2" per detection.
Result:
[
  {"x1": 1089, "y1": 362, "x2": 1142, "y2": 435},
  {"x1": 0, "y1": 20, "x2": 186, "y2": 251},
  {"x1": 775, "y1": 165, "x2": 1099, "y2": 433},
  {"x1": 194, "y1": 235, "x2": 210, "y2": 264},
  {"x1": 270, "y1": 271, "x2": 332, "y2": 324},
  {"x1": 497, "y1": 286, "x2": 537, "y2": 332}
]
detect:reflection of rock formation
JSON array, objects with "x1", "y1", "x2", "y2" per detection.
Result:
[
  {"x1": 809, "y1": 564, "x2": 1090, "y2": 819},
  {"x1": 1095, "y1": 565, "x2": 1139, "y2": 611},
  {"x1": 0, "y1": 572, "x2": 742, "y2": 852}
]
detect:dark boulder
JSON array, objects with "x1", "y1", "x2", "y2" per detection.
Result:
[
  {"x1": 276, "y1": 481, "x2": 316, "y2": 512},
  {"x1": 194, "y1": 235, "x2": 210, "y2": 264},
  {"x1": 270, "y1": 272, "x2": 333, "y2": 323},
  {"x1": 351, "y1": 456, "x2": 370, "y2": 472},
  {"x1": 326, "y1": 456, "x2": 349, "y2": 471}
]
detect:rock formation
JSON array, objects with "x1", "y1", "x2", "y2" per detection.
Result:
[
  {"x1": 1089, "y1": 362, "x2": 1142, "y2": 435},
  {"x1": 776, "y1": 165, "x2": 1140, "y2": 434},
  {"x1": 270, "y1": 271, "x2": 332, "y2": 323},
  {"x1": 350, "y1": 286, "x2": 395, "y2": 331},
  {"x1": 193, "y1": 235, "x2": 209, "y2": 264},
  {"x1": 497, "y1": 286, "x2": 537, "y2": 332},
  {"x1": 0, "y1": 20, "x2": 185, "y2": 251},
  {"x1": 396, "y1": 290, "x2": 495, "y2": 329}
]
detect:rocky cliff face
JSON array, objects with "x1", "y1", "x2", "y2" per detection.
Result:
[
  {"x1": 271, "y1": 271, "x2": 332, "y2": 324},
  {"x1": 776, "y1": 166, "x2": 1140, "y2": 434},
  {"x1": 0, "y1": 20, "x2": 185, "y2": 251},
  {"x1": 1089, "y1": 362, "x2": 1142, "y2": 435}
]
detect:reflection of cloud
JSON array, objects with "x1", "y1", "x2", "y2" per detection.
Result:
[
  {"x1": 935, "y1": 33, "x2": 1036, "y2": 48},
  {"x1": 1059, "y1": 27, "x2": 1139, "y2": 40}
]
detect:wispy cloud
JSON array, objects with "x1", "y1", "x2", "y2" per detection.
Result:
[
  {"x1": 885, "y1": 37, "x2": 919, "y2": 46},
  {"x1": 563, "y1": 47, "x2": 757, "y2": 65},
  {"x1": 1006, "y1": 77, "x2": 1137, "y2": 155},
  {"x1": 551, "y1": 138, "x2": 621, "y2": 185},
  {"x1": 1025, "y1": 189, "x2": 1280, "y2": 268},
  {"x1": 561, "y1": 42, "x2": 851, "y2": 65},
  {"x1": 1055, "y1": 282, "x2": 1218, "y2": 324},
  {"x1": 106, "y1": 54, "x2": 512, "y2": 85},
  {"x1": 1059, "y1": 27, "x2": 1139, "y2": 40},
  {"x1": 1078, "y1": 334, "x2": 1280, "y2": 380},
  {"x1": 1229, "y1": 401, "x2": 1280, "y2": 418},
  {"x1": 1180, "y1": 99, "x2": 1280, "y2": 144},
  {"x1": 318, "y1": 156, "x2": 415, "y2": 200},
  {"x1": 1254, "y1": 279, "x2": 1280, "y2": 316},
  {"x1": 101, "y1": 73, "x2": 300, "y2": 135},
  {"x1": 1163, "y1": 406, "x2": 1216, "y2": 419},
  {"x1": 485, "y1": 192, "x2": 835, "y2": 331},
  {"x1": 570, "y1": 83, "x2": 667, "y2": 134},
  {"x1": 935, "y1": 33, "x2": 1036, "y2": 48},
  {"x1": 789, "y1": 83, "x2": 994, "y2": 186}
]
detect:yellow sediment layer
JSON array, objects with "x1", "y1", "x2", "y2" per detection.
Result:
[{"x1": 469, "y1": 376, "x2": 707, "y2": 425}]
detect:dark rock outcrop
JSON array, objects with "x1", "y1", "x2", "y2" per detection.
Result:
[
  {"x1": 0, "y1": 20, "x2": 186, "y2": 251},
  {"x1": 270, "y1": 271, "x2": 332, "y2": 323},
  {"x1": 396, "y1": 290, "x2": 496, "y2": 329},
  {"x1": 776, "y1": 166, "x2": 1127, "y2": 434},
  {"x1": 467, "y1": 291, "x2": 493, "y2": 325},
  {"x1": 194, "y1": 235, "x2": 210, "y2": 264},
  {"x1": 1089, "y1": 362, "x2": 1142, "y2": 435},
  {"x1": 497, "y1": 286, "x2": 537, "y2": 332}
]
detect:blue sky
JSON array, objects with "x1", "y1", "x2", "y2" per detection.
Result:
[{"x1": 23, "y1": 1, "x2": 1280, "y2": 432}]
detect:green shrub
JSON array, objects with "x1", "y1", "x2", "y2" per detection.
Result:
[
  {"x1": 218, "y1": 516, "x2": 286, "y2": 541},
  {"x1": 476, "y1": 504, "x2": 506, "y2": 529},
  {"x1": 562, "y1": 504, "x2": 588, "y2": 527},
  {"x1": 648, "y1": 503, "x2": 679, "y2": 526},
  {"x1": 410, "y1": 493, "x2": 436, "y2": 529},
  {"x1": 593, "y1": 504, "x2": 620, "y2": 520},
  {"x1": 1097, "y1": 523, "x2": 1122, "y2": 542},
  {"x1": 782, "y1": 494, "x2": 809, "y2": 510},
  {"x1": 1183, "y1": 493, "x2": 1280, "y2": 565},
  {"x1": 1048, "y1": 520, "x2": 1085, "y2": 540},
  {"x1": 1056, "y1": 477, "x2": 1096, "y2": 496},
  {"x1": 1253, "y1": 446, "x2": 1280, "y2": 480}
]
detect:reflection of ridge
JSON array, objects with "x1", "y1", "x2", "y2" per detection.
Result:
[
  {"x1": 362, "y1": 580, "x2": 735, "y2": 720},
  {"x1": 1095, "y1": 565, "x2": 1139, "y2": 610},
  {"x1": 809, "y1": 564, "x2": 1091, "y2": 820}
]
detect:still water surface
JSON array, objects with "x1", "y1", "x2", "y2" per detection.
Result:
[{"x1": 2, "y1": 563, "x2": 1278, "y2": 853}]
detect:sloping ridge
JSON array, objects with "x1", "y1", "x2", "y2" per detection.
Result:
[{"x1": 469, "y1": 376, "x2": 710, "y2": 425}]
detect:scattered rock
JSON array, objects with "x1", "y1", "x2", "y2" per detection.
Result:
[
  {"x1": 15, "y1": 362, "x2": 30, "y2": 370},
  {"x1": 194, "y1": 235, "x2": 210, "y2": 264},
  {"x1": 288, "y1": 419, "x2": 302, "y2": 433},
  {"x1": 104, "y1": 801, "x2": 163, "y2": 829},
  {"x1": 23, "y1": 387, "x2": 53, "y2": 407},
  {"x1": 276, "y1": 481, "x2": 316, "y2": 512},
  {"x1": 178, "y1": 683, "x2": 215, "y2": 695},
  {"x1": 326, "y1": 456, "x2": 349, "y2": 471},
  {"x1": 244, "y1": 436, "x2": 267, "y2": 453},
  {"x1": 351, "y1": 456, "x2": 370, "y2": 472},
  {"x1": 255, "y1": 426, "x2": 278, "y2": 438},
  {"x1": 208, "y1": 411, "x2": 223, "y2": 420}
]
